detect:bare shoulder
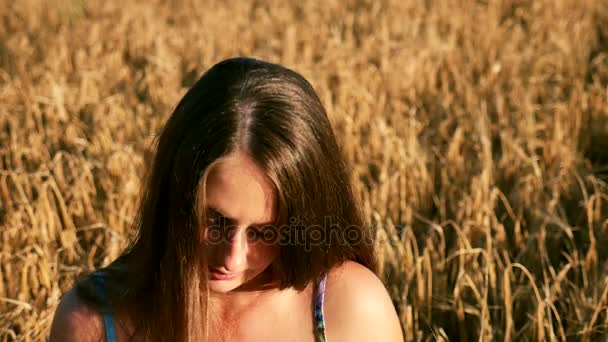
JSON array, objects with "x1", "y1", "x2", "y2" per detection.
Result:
[
  {"x1": 323, "y1": 261, "x2": 404, "y2": 342},
  {"x1": 49, "y1": 286, "x2": 105, "y2": 342}
]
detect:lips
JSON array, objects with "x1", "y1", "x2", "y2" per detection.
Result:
[{"x1": 209, "y1": 268, "x2": 240, "y2": 281}]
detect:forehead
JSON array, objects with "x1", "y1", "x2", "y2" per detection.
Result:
[{"x1": 203, "y1": 153, "x2": 276, "y2": 225}]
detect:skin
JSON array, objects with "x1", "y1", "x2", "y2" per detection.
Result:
[
  {"x1": 204, "y1": 152, "x2": 279, "y2": 297},
  {"x1": 49, "y1": 152, "x2": 404, "y2": 341}
]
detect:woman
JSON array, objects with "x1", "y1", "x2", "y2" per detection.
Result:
[{"x1": 49, "y1": 57, "x2": 404, "y2": 341}]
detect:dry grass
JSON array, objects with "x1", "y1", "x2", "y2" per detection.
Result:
[{"x1": 1, "y1": 0, "x2": 608, "y2": 340}]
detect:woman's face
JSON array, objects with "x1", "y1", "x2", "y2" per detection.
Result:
[{"x1": 203, "y1": 152, "x2": 278, "y2": 293}]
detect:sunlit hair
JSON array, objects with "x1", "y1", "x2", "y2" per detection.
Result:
[{"x1": 75, "y1": 57, "x2": 377, "y2": 341}]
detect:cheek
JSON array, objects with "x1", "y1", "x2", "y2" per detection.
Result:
[
  {"x1": 205, "y1": 243, "x2": 220, "y2": 262},
  {"x1": 249, "y1": 243, "x2": 278, "y2": 267}
]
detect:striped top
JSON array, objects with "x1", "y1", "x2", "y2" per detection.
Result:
[
  {"x1": 313, "y1": 274, "x2": 328, "y2": 342},
  {"x1": 93, "y1": 273, "x2": 117, "y2": 341},
  {"x1": 93, "y1": 272, "x2": 329, "y2": 341}
]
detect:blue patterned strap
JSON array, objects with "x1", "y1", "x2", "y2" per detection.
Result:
[
  {"x1": 93, "y1": 273, "x2": 117, "y2": 342},
  {"x1": 314, "y1": 274, "x2": 328, "y2": 342}
]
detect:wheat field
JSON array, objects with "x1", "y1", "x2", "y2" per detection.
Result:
[{"x1": 1, "y1": 0, "x2": 608, "y2": 340}]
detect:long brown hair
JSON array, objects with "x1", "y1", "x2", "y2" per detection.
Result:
[{"x1": 74, "y1": 57, "x2": 376, "y2": 341}]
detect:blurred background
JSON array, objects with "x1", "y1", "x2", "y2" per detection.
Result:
[{"x1": 1, "y1": 0, "x2": 608, "y2": 340}]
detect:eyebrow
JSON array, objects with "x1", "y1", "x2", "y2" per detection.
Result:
[{"x1": 206, "y1": 206, "x2": 275, "y2": 227}]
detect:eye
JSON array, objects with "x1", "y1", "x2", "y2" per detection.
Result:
[
  {"x1": 247, "y1": 228, "x2": 265, "y2": 241},
  {"x1": 205, "y1": 212, "x2": 217, "y2": 225},
  {"x1": 206, "y1": 210, "x2": 229, "y2": 228}
]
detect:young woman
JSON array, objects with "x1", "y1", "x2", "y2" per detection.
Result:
[{"x1": 49, "y1": 57, "x2": 404, "y2": 341}]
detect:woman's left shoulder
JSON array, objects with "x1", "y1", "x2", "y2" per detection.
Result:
[{"x1": 323, "y1": 261, "x2": 404, "y2": 341}]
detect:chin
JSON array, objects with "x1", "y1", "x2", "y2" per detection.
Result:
[
  {"x1": 208, "y1": 268, "x2": 271, "y2": 293},
  {"x1": 209, "y1": 279, "x2": 242, "y2": 293}
]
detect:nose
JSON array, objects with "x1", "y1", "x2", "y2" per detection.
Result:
[{"x1": 221, "y1": 227, "x2": 248, "y2": 272}]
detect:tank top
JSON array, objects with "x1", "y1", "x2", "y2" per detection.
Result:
[{"x1": 93, "y1": 272, "x2": 329, "y2": 341}]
